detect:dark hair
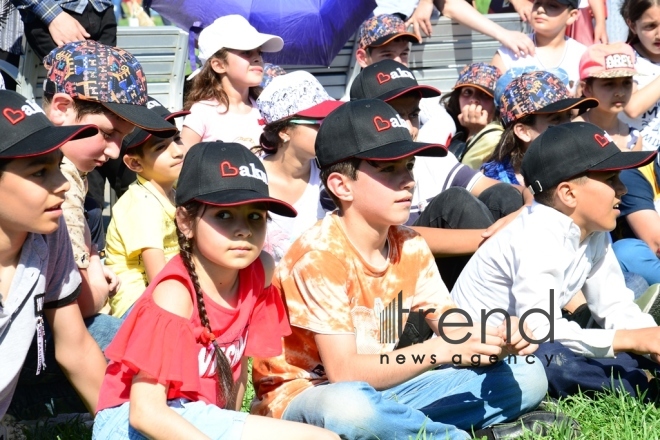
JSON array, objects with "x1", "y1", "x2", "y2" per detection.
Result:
[
  {"x1": 253, "y1": 118, "x2": 293, "y2": 155},
  {"x1": 485, "y1": 114, "x2": 536, "y2": 172},
  {"x1": 533, "y1": 175, "x2": 588, "y2": 207},
  {"x1": 319, "y1": 158, "x2": 362, "y2": 210},
  {"x1": 176, "y1": 201, "x2": 235, "y2": 409},
  {"x1": 42, "y1": 93, "x2": 107, "y2": 122},
  {"x1": 184, "y1": 48, "x2": 262, "y2": 112},
  {"x1": 621, "y1": 0, "x2": 660, "y2": 44},
  {"x1": 0, "y1": 158, "x2": 13, "y2": 178}
]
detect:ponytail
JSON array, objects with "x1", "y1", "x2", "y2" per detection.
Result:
[
  {"x1": 176, "y1": 202, "x2": 235, "y2": 409},
  {"x1": 252, "y1": 118, "x2": 292, "y2": 155},
  {"x1": 485, "y1": 114, "x2": 536, "y2": 172}
]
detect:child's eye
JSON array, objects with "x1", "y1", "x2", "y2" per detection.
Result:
[
  {"x1": 406, "y1": 161, "x2": 415, "y2": 171},
  {"x1": 32, "y1": 168, "x2": 46, "y2": 178},
  {"x1": 216, "y1": 211, "x2": 232, "y2": 220},
  {"x1": 248, "y1": 212, "x2": 266, "y2": 221},
  {"x1": 100, "y1": 130, "x2": 112, "y2": 140}
]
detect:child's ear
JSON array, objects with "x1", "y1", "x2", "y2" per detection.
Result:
[
  {"x1": 566, "y1": 8, "x2": 580, "y2": 26},
  {"x1": 581, "y1": 80, "x2": 592, "y2": 97},
  {"x1": 210, "y1": 57, "x2": 227, "y2": 75},
  {"x1": 47, "y1": 93, "x2": 76, "y2": 126},
  {"x1": 513, "y1": 122, "x2": 534, "y2": 143},
  {"x1": 123, "y1": 154, "x2": 144, "y2": 173},
  {"x1": 326, "y1": 172, "x2": 354, "y2": 204},
  {"x1": 175, "y1": 207, "x2": 195, "y2": 240},
  {"x1": 278, "y1": 127, "x2": 292, "y2": 143},
  {"x1": 555, "y1": 181, "x2": 578, "y2": 209},
  {"x1": 355, "y1": 48, "x2": 370, "y2": 68}
]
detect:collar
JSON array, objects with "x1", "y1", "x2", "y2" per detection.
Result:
[
  {"x1": 528, "y1": 201, "x2": 583, "y2": 245},
  {"x1": 135, "y1": 175, "x2": 176, "y2": 218}
]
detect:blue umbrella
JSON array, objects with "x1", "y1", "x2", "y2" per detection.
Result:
[{"x1": 146, "y1": 0, "x2": 376, "y2": 66}]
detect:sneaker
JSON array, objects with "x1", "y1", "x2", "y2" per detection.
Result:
[
  {"x1": 0, "y1": 415, "x2": 27, "y2": 440},
  {"x1": 472, "y1": 410, "x2": 581, "y2": 439}
]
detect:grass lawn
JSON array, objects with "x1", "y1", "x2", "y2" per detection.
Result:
[{"x1": 20, "y1": 376, "x2": 660, "y2": 439}]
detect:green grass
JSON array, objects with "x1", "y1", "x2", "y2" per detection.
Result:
[{"x1": 19, "y1": 380, "x2": 660, "y2": 439}]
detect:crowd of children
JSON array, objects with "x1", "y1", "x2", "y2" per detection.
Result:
[{"x1": 4, "y1": 1, "x2": 660, "y2": 439}]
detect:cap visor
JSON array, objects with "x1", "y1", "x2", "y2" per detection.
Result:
[
  {"x1": 589, "y1": 150, "x2": 656, "y2": 173},
  {"x1": 227, "y1": 35, "x2": 284, "y2": 53},
  {"x1": 102, "y1": 102, "x2": 180, "y2": 136},
  {"x1": 295, "y1": 101, "x2": 344, "y2": 119},
  {"x1": 371, "y1": 32, "x2": 421, "y2": 47},
  {"x1": 125, "y1": 110, "x2": 189, "y2": 150},
  {"x1": 195, "y1": 190, "x2": 297, "y2": 217},
  {"x1": 381, "y1": 85, "x2": 441, "y2": 102},
  {"x1": 354, "y1": 140, "x2": 447, "y2": 162},
  {"x1": 590, "y1": 70, "x2": 636, "y2": 79},
  {"x1": 453, "y1": 84, "x2": 494, "y2": 98},
  {"x1": 534, "y1": 97, "x2": 599, "y2": 115},
  {"x1": 0, "y1": 124, "x2": 98, "y2": 159}
]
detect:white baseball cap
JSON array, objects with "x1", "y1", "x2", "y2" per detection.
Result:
[{"x1": 188, "y1": 15, "x2": 284, "y2": 80}]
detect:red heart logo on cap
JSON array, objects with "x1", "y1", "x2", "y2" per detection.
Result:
[
  {"x1": 373, "y1": 116, "x2": 391, "y2": 132},
  {"x1": 220, "y1": 161, "x2": 239, "y2": 177},
  {"x1": 594, "y1": 133, "x2": 609, "y2": 147},
  {"x1": 376, "y1": 72, "x2": 391, "y2": 84},
  {"x1": 3, "y1": 108, "x2": 25, "y2": 125}
]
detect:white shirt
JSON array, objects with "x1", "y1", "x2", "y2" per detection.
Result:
[
  {"x1": 619, "y1": 54, "x2": 660, "y2": 151},
  {"x1": 451, "y1": 202, "x2": 656, "y2": 358}
]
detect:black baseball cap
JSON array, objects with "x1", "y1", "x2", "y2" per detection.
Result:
[
  {"x1": 315, "y1": 99, "x2": 447, "y2": 168},
  {"x1": 556, "y1": 0, "x2": 579, "y2": 9},
  {"x1": 175, "y1": 142, "x2": 297, "y2": 217},
  {"x1": 521, "y1": 122, "x2": 656, "y2": 194},
  {"x1": 123, "y1": 97, "x2": 190, "y2": 150},
  {"x1": 0, "y1": 90, "x2": 98, "y2": 159},
  {"x1": 350, "y1": 60, "x2": 441, "y2": 102}
]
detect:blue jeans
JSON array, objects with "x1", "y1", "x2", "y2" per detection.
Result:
[
  {"x1": 7, "y1": 313, "x2": 121, "y2": 418},
  {"x1": 613, "y1": 238, "x2": 660, "y2": 286},
  {"x1": 282, "y1": 358, "x2": 547, "y2": 440},
  {"x1": 93, "y1": 399, "x2": 247, "y2": 439}
]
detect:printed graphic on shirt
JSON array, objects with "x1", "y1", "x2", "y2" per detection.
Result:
[{"x1": 198, "y1": 326, "x2": 248, "y2": 377}]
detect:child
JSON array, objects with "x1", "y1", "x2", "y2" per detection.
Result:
[
  {"x1": 440, "y1": 62, "x2": 503, "y2": 170},
  {"x1": 103, "y1": 98, "x2": 189, "y2": 318},
  {"x1": 491, "y1": 0, "x2": 586, "y2": 92},
  {"x1": 0, "y1": 90, "x2": 107, "y2": 419},
  {"x1": 92, "y1": 142, "x2": 338, "y2": 439},
  {"x1": 452, "y1": 122, "x2": 660, "y2": 400},
  {"x1": 482, "y1": 71, "x2": 597, "y2": 185},
  {"x1": 252, "y1": 99, "x2": 547, "y2": 439},
  {"x1": 255, "y1": 71, "x2": 343, "y2": 264},
  {"x1": 619, "y1": 0, "x2": 660, "y2": 151},
  {"x1": 573, "y1": 43, "x2": 642, "y2": 151},
  {"x1": 181, "y1": 15, "x2": 283, "y2": 149}
]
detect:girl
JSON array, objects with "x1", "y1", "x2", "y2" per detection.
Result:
[
  {"x1": 181, "y1": 15, "x2": 283, "y2": 150},
  {"x1": 255, "y1": 71, "x2": 342, "y2": 264},
  {"x1": 573, "y1": 43, "x2": 643, "y2": 151},
  {"x1": 441, "y1": 62, "x2": 503, "y2": 170},
  {"x1": 92, "y1": 142, "x2": 338, "y2": 440},
  {"x1": 481, "y1": 70, "x2": 597, "y2": 185},
  {"x1": 620, "y1": 0, "x2": 660, "y2": 151}
]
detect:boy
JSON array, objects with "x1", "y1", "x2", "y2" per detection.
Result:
[
  {"x1": 350, "y1": 59, "x2": 526, "y2": 290},
  {"x1": 451, "y1": 122, "x2": 660, "y2": 400},
  {"x1": 104, "y1": 97, "x2": 188, "y2": 318},
  {"x1": 9, "y1": 40, "x2": 178, "y2": 418},
  {"x1": 252, "y1": 99, "x2": 547, "y2": 439},
  {"x1": 41, "y1": 40, "x2": 178, "y2": 318},
  {"x1": 0, "y1": 90, "x2": 107, "y2": 421},
  {"x1": 490, "y1": 0, "x2": 585, "y2": 92}
]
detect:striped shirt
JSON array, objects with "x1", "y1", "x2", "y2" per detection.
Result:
[{"x1": 11, "y1": 0, "x2": 112, "y2": 24}]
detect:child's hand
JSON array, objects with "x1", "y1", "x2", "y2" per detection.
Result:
[
  {"x1": 498, "y1": 30, "x2": 535, "y2": 58},
  {"x1": 458, "y1": 103, "x2": 489, "y2": 137},
  {"x1": 104, "y1": 267, "x2": 121, "y2": 297},
  {"x1": 500, "y1": 316, "x2": 539, "y2": 356},
  {"x1": 435, "y1": 322, "x2": 505, "y2": 366}
]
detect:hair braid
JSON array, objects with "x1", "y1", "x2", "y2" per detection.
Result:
[{"x1": 176, "y1": 207, "x2": 235, "y2": 409}]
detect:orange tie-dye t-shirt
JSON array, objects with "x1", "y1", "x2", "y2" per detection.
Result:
[{"x1": 251, "y1": 213, "x2": 456, "y2": 418}]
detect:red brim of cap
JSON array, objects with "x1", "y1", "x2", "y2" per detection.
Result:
[
  {"x1": 0, "y1": 124, "x2": 98, "y2": 159},
  {"x1": 354, "y1": 140, "x2": 448, "y2": 162},
  {"x1": 589, "y1": 150, "x2": 656, "y2": 173},
  {"x1": 194, "y1": 191, "x2": 297, "y2": 218},
  {"x1": 295, "y1": 100, "x2": 345, "y2": 119},
  {"x1": 382, "y1": 85, "x2": 441, "y2": 102}
]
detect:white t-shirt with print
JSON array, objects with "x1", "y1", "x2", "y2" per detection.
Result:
[{"x1": 619, "y1": 54, "x2": 660, "y2": 151}]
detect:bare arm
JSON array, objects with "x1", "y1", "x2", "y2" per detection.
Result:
[
  {"x1": 142, "y1": 248, "x2": 167, "y2": 283},
  {"x1": 490, "y1": 52, "x2": 508, "y2": 75},
  {"x1": 45, "y1": 300, "x2": 107, "y2": 415},
  {"x1": 624, "y1": 78, "x2": 660, "y2": 119},
  {"x1": 626, "y1": 209, "x2": 660, "y2": 258},
  {"x1": 77, "y1": 234, "x2": 114, "y2": 317},
  {"x1": 613, "y1": 327, "x2": 660, "y2": 362},
  {"x1": 508, "y1": 0, "x2": 533, "y2": 22},
  {"x1": 180, "y1": 126, "x2": 203, "y2": 152},
  {"x1": 411, "y1": 226, "x2": 487, "y2": 256},
  {"x1": 234, "y1": 357, "x2": 249, "y2": 411},
  {"x1": 588, "y1": 0, "x2": 608, "y2": 44}
]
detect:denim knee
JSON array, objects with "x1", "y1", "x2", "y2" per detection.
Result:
[{"x1": 507, "y1": 356, "x2": 548, "y2": 411}]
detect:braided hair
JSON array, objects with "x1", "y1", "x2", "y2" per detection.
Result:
[{"x1": 176, "y1": 201, "x2": 235, "y2": 409}]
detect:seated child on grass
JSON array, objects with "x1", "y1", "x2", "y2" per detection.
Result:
[
  {"x1": 104, "y1": 98, "x2": 189, "y2": 318},
  {"x1": 452, "y1": 122, "x2": 660, "y2": 400},
  {"x1": 0, "y1": 90, "x2": 107, "y2": 420},
  {"x1": 252, "y1": 99, "x2": 547, "y2": 440}
]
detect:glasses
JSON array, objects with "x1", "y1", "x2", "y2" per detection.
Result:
[{"x1": 289, "y1": 118, "x2": 323, "y2": 126}]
